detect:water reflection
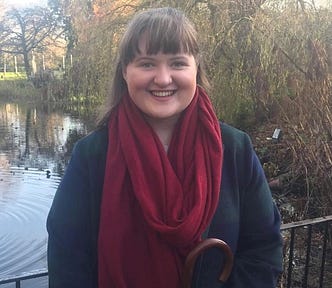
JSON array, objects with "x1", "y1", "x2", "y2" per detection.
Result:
[{"x1": 0, "y1": 101, "x2": 93, "y2": 287}]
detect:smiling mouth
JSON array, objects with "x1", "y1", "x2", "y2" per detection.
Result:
[{"x1": 151, "y1": 90, "x2": 175, "y2": 97}]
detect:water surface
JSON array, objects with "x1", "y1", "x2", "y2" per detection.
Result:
[{"x1": 0, "y1": 102, "x2": 94, "y2": 287}]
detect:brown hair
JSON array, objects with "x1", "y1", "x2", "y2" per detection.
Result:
[{"x1": 97, "y1": 7, "x2": 210, "y2": 127}]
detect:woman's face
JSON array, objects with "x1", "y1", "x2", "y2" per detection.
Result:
[{"x1": 123, "y1": 40, "x2": 198, "y2": 124}]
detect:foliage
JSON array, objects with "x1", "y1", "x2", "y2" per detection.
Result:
[{"x1": 256, "y1": 0, "x2": 332, "y2": 218}]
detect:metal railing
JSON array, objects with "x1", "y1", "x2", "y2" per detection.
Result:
[
  {"x1": 280, "y1": 215, "x2": 332, "y2": 288},
  {"x1": 0, "y1": 216, "x2": 331, "y2": 288},
  {"x1": 0, "y1": 269, "x2": 48, "y2": 287}
]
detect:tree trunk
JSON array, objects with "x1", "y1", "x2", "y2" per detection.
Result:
[{"x1": 23, "y1": 51, "x2": 31, "y2": 79}]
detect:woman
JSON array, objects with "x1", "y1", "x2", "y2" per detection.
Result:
[{"x1": 47, "y1": 7, "x2": 283, "y2": 288}]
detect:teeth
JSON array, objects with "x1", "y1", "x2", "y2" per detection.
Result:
[{"x1": 152, "y1": 91, "x2": 174, "y2": 97}]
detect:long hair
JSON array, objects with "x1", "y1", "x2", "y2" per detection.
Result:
[{"x1": 97, "y1": 7, "x2": 210, "y2": 127}]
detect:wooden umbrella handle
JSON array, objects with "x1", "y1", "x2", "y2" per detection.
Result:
[{"x1": 182, "y1": 238, "x2": 234, "y2": 288}]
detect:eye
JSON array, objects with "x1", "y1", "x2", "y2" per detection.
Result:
[
  {"x1": 141, "y1": 62, "x2": 154, "y2": 68},
  {"x1": 136, "y1": 60, "x2": 155, "y2": 68},
  {"x1": 171, "y1": 61, "x2": 188, "y2": 69}
]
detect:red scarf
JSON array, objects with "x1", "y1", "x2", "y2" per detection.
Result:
[{"x1": 98, "y1": 86, "x2": 223, "y2": 288}]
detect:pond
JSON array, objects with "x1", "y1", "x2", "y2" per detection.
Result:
[{"x1": 0, "y1": 101, "x2": 97, "y2": 287}]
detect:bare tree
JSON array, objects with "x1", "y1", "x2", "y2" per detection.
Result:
[{"x1": 0, "y1": 6, "x2": 64, "y2": 79}]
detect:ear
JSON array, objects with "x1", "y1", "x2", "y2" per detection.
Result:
[{"x1": 122, "y1": 66, "x2": 127, "y2": 81}]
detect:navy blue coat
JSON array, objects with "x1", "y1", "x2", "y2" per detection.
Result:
[{"x1": 47, "y1": 122, "x2": 283, "y2": 287}]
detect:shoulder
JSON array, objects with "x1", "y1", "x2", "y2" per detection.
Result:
[
  {"x1": 220, "y1": 122, "x2": 253, "y2": 153},
  {"x1": 73, "y1": 126, "x2": 108, "y2": 159}
]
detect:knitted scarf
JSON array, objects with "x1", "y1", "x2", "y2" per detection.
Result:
[{"x1": 98, "y1": 86, "x2": 223, "y2": 288}]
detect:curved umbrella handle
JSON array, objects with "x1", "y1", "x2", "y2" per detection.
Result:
[{"x1": 182, "y1": 238, "x2": 234, "y2": 288}]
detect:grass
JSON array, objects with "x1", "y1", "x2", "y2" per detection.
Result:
[
  {"x1": 0, "y1": 72, "x2": 40, "y2": 100},
  {"x1": 0, "y1": 79, "x2": 40, "y2": 100},
  {"x1": 0, "y1": 72, "x2": 27, "y2": 80}
]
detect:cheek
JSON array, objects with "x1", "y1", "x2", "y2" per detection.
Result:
[
  {"x1": 126, "y1": 72, "x2": 150, "y2": 90},
  {"x1": 184, "y1": 67, "x2": 198, "y2": 83},
  {"x1": 182, "y1": 72, "x2": 197, "y2": 89}
]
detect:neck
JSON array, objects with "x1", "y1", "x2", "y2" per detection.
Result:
[{"x1": 143, "y1": 114, "x2": 180, "y2": 147}]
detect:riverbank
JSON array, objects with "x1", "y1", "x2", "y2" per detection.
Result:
[
  {"x1": 0, "y1": 80, "x2": 40, "y2": 101},
  {"x1": 249, "y1": 122, "x2": 332, "y2": 224}
]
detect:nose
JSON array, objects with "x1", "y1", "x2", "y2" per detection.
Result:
[{"x1": 154, "y1": 65, "x2": 172, "y2": 86}]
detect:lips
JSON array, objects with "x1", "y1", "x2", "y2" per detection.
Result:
[{"x1": 151, "y1": 90, "x2": 175, "y2": 97}]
